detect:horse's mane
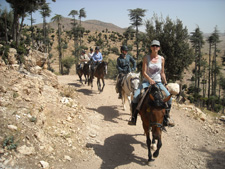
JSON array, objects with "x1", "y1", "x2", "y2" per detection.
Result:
[{"x1": 148, "y1": 85, "x2": 167, "y2": 109}]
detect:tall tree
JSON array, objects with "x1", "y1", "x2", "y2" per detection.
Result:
[
  {"x1": 68, "y1": 10, "x2": 78, "y2": 47},
  {"x1": 51, "y1": 14, "x2": 63, "y2": 74},
  {"x1": 40, "y1": 3, "x2": 51, "y2": 52},
  {"x1": 128, "y1": 8, "x2": 146, "y2": 60},
  {"x1": 6, "y1": 0, "x2": 55, "y2": 46},
  {"x1": 145, "y1": 15, "x2": 194, "y2": 81},
  {"x1": 190, "y1": 27, "x2": 204, "y2": 92},
  {"x1": 78, "y1": 8, "x2": 86, "y2": 46}
]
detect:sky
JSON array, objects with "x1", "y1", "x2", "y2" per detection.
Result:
[{"x1": 1, "y1": 0, "x2": 225, "y2": 34}]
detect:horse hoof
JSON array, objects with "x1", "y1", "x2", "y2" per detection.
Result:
[
  {"x1": 147, "y1": 159, "x2": 155, "y2": 165},
  {"x1": 153, "y1": 152, "x2": 159, "y2": 158}
]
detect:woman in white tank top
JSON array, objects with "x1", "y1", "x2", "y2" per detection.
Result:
[{"x1": 128, "y1": 40, "x2": 174, "y2": 127}]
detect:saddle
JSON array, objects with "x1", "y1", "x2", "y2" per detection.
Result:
[{"x1": 136, "y1": 85, "x2": 167, "y2": 111}]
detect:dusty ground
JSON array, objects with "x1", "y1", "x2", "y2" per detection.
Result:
[{"x1": 57, "y1": 75, "x2": 225, "y2": 169}]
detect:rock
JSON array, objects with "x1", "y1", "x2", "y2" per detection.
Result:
[
  {"x1": 8, "y1": 48, "x2": 17, "y2": 64},
  {"x1": 17, "y1": 145, "x2": 35, "y2": 155},
  {"x1": 7, "y1": 125, "x2": 18, "y2": 131},
  {"x1": 64, "y1": 155, "x2": 72, "y2": 161},
  {"x1": 167, "y1": 83, "x2": 180, "y2": 95},
  {"x1": 39, "y1": 161, "x2": 49, "y2": 169}
]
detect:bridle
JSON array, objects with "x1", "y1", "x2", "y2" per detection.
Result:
[
  {"x1": 126, "y1": 76, "x2": 140, "y2": 92},
  {"x1": 148, "y1": 84, "x2": 166, "y2": 129}
]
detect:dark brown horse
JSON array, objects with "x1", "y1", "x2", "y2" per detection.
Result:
[
  {"x1": 76, "y1": 63, "x2": 91, "y2": 84},
  {"x1": 137, "y1": 85, "x2": 172, "y2": 164},
  {"x1": 83, "y1": 63, "x2": 91, "y2": 84},
  {"x1": 88, "y1": 61, "x2": 108, "y2": 92},
  {"x1": 76, "y1": 64, "x2": 84, "y2": 84}
]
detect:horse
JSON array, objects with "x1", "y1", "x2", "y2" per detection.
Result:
[
  {"x1": 137, "y1": 84, "x2": 172, "y2": 164},
  {"x1": 116, "y1": 72, "x2": 140, "y2": 111},
  {"x1": 76, "y1": 64, "x2": 84, "y2": 84},
  {"x1": 83, "y1": 63, "x2": 91, "y2": 84},
  {"x1": 88, "y1": 61, "x2": 108, "y2": 92}
]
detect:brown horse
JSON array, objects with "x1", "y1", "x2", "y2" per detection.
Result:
[
  {"x1": 83, "y1": 63, "x2": 91, "y2": 84},
  {"x1": 88, "y1": 61, "x2": 108, "y2": 92},
  {"x1": 76, "y1": 64, "x2": 84, "y2": 84},
  {"x1": 137, "y1": 85, "x2": 172, "y2": 164}
]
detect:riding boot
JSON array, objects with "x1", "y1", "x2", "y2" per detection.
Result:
[
  {"x1": 163, "y1": 106, "x2": 175, "y2": 127},
  {"x1": 128, "y1": 102, "x2": 138, "y2": 125}
]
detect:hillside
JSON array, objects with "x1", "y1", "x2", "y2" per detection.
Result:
[{"x1": 35, "y1": 17, "x2": 126, "y2": 34}]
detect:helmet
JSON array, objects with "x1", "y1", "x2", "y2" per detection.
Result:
[{"x1": 121, "y1": 45, "x2": 128, "y2": 51}]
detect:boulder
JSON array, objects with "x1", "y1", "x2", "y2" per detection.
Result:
[{"x1": 8, "y1": 48, "x2": 17, "y2": 64}]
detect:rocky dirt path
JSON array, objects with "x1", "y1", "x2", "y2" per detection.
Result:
[{"x1": 58, "y1": 75, "x2": 225, "y2": 169}]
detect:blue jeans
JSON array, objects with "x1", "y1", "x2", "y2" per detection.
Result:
[{"x1": 132, "y1": 81, "x2": 172, "y2": 107}]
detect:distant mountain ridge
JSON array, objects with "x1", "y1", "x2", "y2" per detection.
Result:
[{"x1": 35, "y1": 17, "x2": 126, "y2": 34}]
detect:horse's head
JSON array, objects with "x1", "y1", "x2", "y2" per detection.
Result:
[
  {"x1": 102, "y1": 61, "x2": 108, "y2": 75},
  {"x1": 149, "y1": 85, "x2": 171, "y2": 108},
  {"x1": 128, "y1": 72, "x2": 140, "y2": 91}
]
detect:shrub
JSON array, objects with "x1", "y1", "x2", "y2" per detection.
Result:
[
  {"x1": 62, "y1": 56, "x2": 75, "y2": 74},
  {"x1": 3, "y1": 136, "x2": 18, "y2": 150}
]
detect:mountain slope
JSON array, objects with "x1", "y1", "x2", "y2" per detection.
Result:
[{"x1": 35, "y1": 17, "x2": 126, "y2": 34}]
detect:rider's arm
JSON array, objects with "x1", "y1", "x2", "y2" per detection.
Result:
[
  {"x1": 130, "y1": 55, "x2": 136, "y2": 71},
  {"x1": 160, "y1": 56, "x2": 168, "y2": 86},
  {"x1": 116, "y1": 58, "x2": 124, "y2": 73}
]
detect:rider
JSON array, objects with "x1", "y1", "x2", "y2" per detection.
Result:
[
  {"x1": 79, "y1": 50, "x2": 90, "y2": 69},
  {"x1": 128, "y1": 40, "x2": 175, "y2": 127},
  {"x1": 116, "y1": 45, "x2": 136, "y2": 99},
  {"x1": 88, "y1": 48, "x2": 94, "y2": 59}
]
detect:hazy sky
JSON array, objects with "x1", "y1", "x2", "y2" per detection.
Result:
[{"x1": 1, "y1": 0, "x2": 225, "y2": 34}]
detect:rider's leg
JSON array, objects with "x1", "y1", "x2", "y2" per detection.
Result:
[{"x1": 157, "y1": 83, "x2": 175, "y2": 127}]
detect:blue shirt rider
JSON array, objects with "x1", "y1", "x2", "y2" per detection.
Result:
[{"x1": 92, "y1": 46, "x2": 103, "y2": 62}]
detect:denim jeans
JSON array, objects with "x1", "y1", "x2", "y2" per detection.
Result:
[{"x1": 132, "y1": 81, "x2": 172, "y2": 107}]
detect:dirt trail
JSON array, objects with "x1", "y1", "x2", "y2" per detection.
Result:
[{"x1": 58, "y1": 75, "x2": 225, "y2": 169}]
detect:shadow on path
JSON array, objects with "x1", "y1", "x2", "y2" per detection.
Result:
[
  {"x1": 87, "y1": 134, "x2": 147, "y2": 169},
  {"x1": 87, "y1": 105, "x2": 128, "y2": 123}
]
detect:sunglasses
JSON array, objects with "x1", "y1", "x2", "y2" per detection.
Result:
[{"x1": 151, "y1": 45, "x2": 160, "y2": 47}]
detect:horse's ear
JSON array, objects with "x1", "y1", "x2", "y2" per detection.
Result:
[
  {"x1": 163, "y1": 95, "x2": 172, "y2": 102},
  {"x1": 149, "y1": 94, "x2": 154, "y2": 101}
]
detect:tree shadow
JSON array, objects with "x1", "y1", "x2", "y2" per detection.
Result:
[
  {"x1": 87, "y1": 105, "x2": 128, "y2": 123},
  {"x1": 86, "y1": 133, "x2": 148, "y2": 169},
  {"x1": 194, "y1": 147, "x2": 225, "y2": 169}
]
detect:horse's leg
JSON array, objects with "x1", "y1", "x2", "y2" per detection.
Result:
[
  {"x1": 101, "y1": 78, "x2": 105, "y2": 92},
  {"x1": 143, "y1": 123, "x2": 154, "y2": 163},
  {"x1": 151, "y1": 135, "x2": 157, "y2": 151},
  {"x1": 153, "y1": 130, "x2": 162, "y2": 158},
  {"x1": 97, "y1": 78, "x2": 101, "y2": 92},
  {"x1": 122, "y1": 91, "x2": 126, "y2": 110}
]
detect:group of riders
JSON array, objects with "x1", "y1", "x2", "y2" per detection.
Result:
[
  {"x1": 77, "y1": 46, "x2": 103, "y2": 71},
  {"x1": 78, "y1": 40, "x2": 175, "y2": 129}
]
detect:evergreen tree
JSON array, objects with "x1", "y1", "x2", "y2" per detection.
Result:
[
  {"x1": 128, "y1": 8, "x2": 146, "y2": 60},
  {"x1": 146, "y1": 16, "x2": 194, "y2": 81},
  {"x1": 190, "y1": 27, "x2": 204, "y2": 92},
  {"x1": 40, "y1": 3, "x2": 51, "y2": 52},
  {"x1": 51, "y1": 14, "x2": 63, "y2": 74}
]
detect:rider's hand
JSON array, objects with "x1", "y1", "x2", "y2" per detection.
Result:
[{"x1": 149, "y1": 79, "x2": 156, "y2": 85}]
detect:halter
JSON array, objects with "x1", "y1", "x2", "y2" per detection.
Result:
[
  {"x1": 126, "y1": 76, "x2": 140, "y2": 92},
  {"x1": 148, "y1": 84, "x2": 165, "y2": 130}
]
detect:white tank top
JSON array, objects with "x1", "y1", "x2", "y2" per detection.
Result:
[{"x1": 144, "y1": 55, "x2": 162, "y2": 82}]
